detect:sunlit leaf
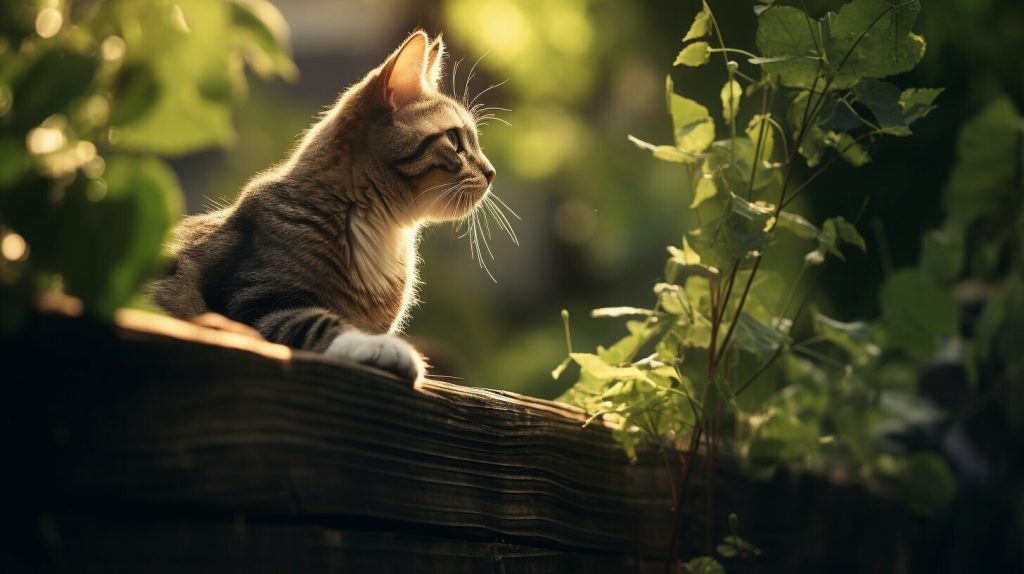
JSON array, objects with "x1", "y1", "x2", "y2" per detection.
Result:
[
  {"x1": 690, "y1": 175, "x2": 718, "y2": 209},
  {"x1": 745, "y1": 114, "x2": 775, "y2": 163},
  {"x1": 825, "y1": 131, "x2": 871, "y2": 166},
  {"x1": 682, "y1": 3, "x2": 711, "y2": 42},
  {"x1": 591, "y1": 307, "x2": 654, "y2": 318},
  {"x1": 228, "y1": 0, "x2": 299, "y2": 81},
  {"x1": 551, "y1": 357, "x2": 571, "y2": 380},
  {"x1": 776, "y1": 211, "x2": 822, "y2": 242},
  {"x1": 720, "y1": 79, "x2": 742, "y2": 125},
  {"x1": 571, "y1": 353, "x2": 645, "y2": 381},
  {"x1": 668, "y1": 76, "x2": 715, "y2": 154},
  {"x1": 675, "y1": 41, "x2": 711, "y2": 67},
  {"x1": 627, "y1": 135, "x2": 691, "y2": 164}
]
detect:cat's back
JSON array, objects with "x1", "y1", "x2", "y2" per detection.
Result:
[{"x1": 149, "y1": 206, "x2": 241, "y2": 318}]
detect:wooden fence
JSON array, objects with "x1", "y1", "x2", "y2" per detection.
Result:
[{"x1": 2, "y1": 308, "x2": 935, "y2": 573}]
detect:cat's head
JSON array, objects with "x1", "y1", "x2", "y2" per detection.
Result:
[{"x1": 348, "y1": 31, "x2": 496, "y2": 223}]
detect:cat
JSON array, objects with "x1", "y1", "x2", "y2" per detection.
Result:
[{"x1": 149, "y1": 31, "x2": 496, "y2": 383}]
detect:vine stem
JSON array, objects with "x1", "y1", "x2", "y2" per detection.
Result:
[
  {"x1": 664, "y1": 422, "x2": 704, "y2": 574},
  {"x1": 712, "y1": 3, "x2": 899, "y2": 366}
]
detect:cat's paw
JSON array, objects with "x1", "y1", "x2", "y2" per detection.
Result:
[{"x1": 325, "y1": 331, "x2": 425, "y2": 383}]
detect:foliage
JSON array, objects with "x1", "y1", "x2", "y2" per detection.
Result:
[
  {"x1": 553, "y1": 0, "x2": 969, "y2": 531},
  {"x1": 0, "y1": 0, "x2": 295, "y2": 324}
]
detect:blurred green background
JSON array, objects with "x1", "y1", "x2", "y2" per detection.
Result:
[{"x1": 25, "y1": 0, "x2": 1016, "y2": 398}]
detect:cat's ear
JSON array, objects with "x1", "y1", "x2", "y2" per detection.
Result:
[
  {"x1": 425, "y1": 35, "x2": 446, "y2": 89},
  {"x1": 378, "y1": 30, "x2": 430, "y2": 109}
]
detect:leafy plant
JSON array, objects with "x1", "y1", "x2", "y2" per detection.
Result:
[
  {"x1": 553, "y1": 0, "x2": 969, "y2": 559},
  {"x1": 0, "y1": 0, "x2": 295, "y2": 326}
]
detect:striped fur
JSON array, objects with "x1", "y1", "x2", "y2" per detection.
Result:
[{"x1": 149, "y1": 31, "x2": 496, "y2": 379}]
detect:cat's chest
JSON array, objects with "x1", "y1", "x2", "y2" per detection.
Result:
[{"x1": 342, "y1": 223, "x2": 419, "y2": 334}]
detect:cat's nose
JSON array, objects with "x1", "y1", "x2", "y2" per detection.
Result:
[{"x1": 483, "y1": 167, "x2": 496, "y2": 184}]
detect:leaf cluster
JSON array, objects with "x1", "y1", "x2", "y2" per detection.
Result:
[
  {"x1": 554, "y1": 0, "x2": 969, "y2": 528},
  {"x1": 0, "y1": 0, "x2": 296, "y2": 324}
]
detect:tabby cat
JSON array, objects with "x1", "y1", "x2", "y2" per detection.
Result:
[{"x1": 150, "y1": 31, "x2": 496, "y2": 383}]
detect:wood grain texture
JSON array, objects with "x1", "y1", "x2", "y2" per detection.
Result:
[{"x1": 2, "y1": 311, "x2": 724, "y2": 567}]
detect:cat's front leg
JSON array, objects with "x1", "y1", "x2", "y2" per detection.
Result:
[
  {"x1": 326, "y1": 331, "x2": 425, "y2": 383},
  {"x1": 249, "y1": 305, "x2": 425, "y2": 383}
]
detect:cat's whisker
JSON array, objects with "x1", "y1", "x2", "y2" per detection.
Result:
[
  {"x1": 451, "y1": 57, "x2": 463, "y2": 99},
  {"x1": 462, "y1": 52, "x2": 488, "y2": 106},
  {"x1": 470, "y1": 79, "x2": 508, "y2": 108},
  {"x1": 485, "y1": 116, "x2": 511, "y2": 127},
  {"x1": 476, "y1": 106, "x2": 512, "y2": 113},
  {"x1": 489, "y1": 193, "x2": 522, "y2": 220},
  {"x1": 477, "y1": 212, "x2": 495, "y2": 260},
  {"x1": 482, "y1": 195, "x2": 519, "y2": 246}
]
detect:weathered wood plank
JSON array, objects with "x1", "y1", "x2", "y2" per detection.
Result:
[
  {"x1": 2, "y1": 311, "x2": 719, "y2": 560},
  {"x1": 43, "y1": 513, "x2": 665, "y2": 574}
]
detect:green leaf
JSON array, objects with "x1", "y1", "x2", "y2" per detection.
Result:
[
  {"x1": 570, "y1": 353, "x2": 645, "y2": 381},
  {"x1": 813, "y1": 311, "x2": 879, "y2": 366},
  {"x1": 228, "y1": 0, "x2": 299, "y2": 81},
  {"x1": 687, "y1": 195, "x2": 772, "y2": 268},
  {"x1": 687, "y1": 556, "x2": 726, "y2": 574},
  {"x1": 690, "y1": 175, "x2": 718, "y2": 209},
  {"x1": 734, "y1": 313, "x2": 788, "y2": 359},
  {"x1": 853, "y1": 79, "x2": 909, "y2": 135},
  {"x1": 4, "y1": 156, "x2": 183, "y2": 318},
  {"x1": 776, "y1": 211, "x2": 822, "y2": 242},
  {"x1": 825, "y1": 131, "x2": 871, "y2": 166},
  {"x1": 919, "y1": 226, "x2": 964, "y2": 284},
  {"x1": 720, "y1": 79, "x2": 742, "y2": 125},
  {"x1": 818, "y1": 98, "x2": 871, "y2": 132},
  {"x1": 826, "y1": 0, "x2": 925, "y2": 88},
  {"x1": 804, "y1": 216, "x2": 865, "y2": 264},
  {"x1": 591, "y1": 307, "x2": 653, "y2": 318},
  {"x1": 110, "y1": 64, "x2": 161, "y2": 126},
  {"x1": 900, "y1": 87, "x2": 943, "y2": 124},
  {"x1": 668, "y1": 76, "x2": 715, "y2": 154},
  {"x1": 655, "y1": 282, "x2": 689, "y2": 316},
  {"x1": 675, "y1": 41, "x2": 711, "y2": 67},
  {"x1": 943, "y1": 97, "x2": 1022, "y2": 225},
  {"x1": 745, "y1": 114, "x2": 776, "y2": 163},
  {"x1": 627, "y1": 135, "x2": 690, "y2": 163},
  {"x1": 879, "y1": 269, "x2": 958, "y2": 359},
  {"x1": 828, "y1": 217, "x2": 867, "y2": 252},
  {"x1": 747, "y1": 409, "x2": 819, "y2": 463},
  {"x1": 755, "y1": 6, "x2": 822, "y2": 88},
  {"x1": 112, "y1": 0, "x2": 250, "y2": 155},
  {"x1": 551, "y1": 357, "x2": 571, "y2": 380},
  {"x1": 10, "y1": 48, "x2": 100, "y2": 132},
  {"x1": 682, "y1": 4, "x2": 711, "y2": 42}
]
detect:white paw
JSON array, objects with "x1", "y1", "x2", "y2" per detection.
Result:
[{"x1": 325, "y1": 331, "x2": 425, "y2": 383}]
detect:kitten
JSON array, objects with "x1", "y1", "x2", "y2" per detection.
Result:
[{"x1": 149, "y1": 31, "x2": 496, "y2": 383}]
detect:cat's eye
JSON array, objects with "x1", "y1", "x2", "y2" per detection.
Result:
[{"x1": 445, "y1": 128, "x2": 463, "y2": 152}]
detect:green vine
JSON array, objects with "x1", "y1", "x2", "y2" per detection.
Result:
[{"x1": 553, "y1": 0, "x2": 964, "y2": 565}]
